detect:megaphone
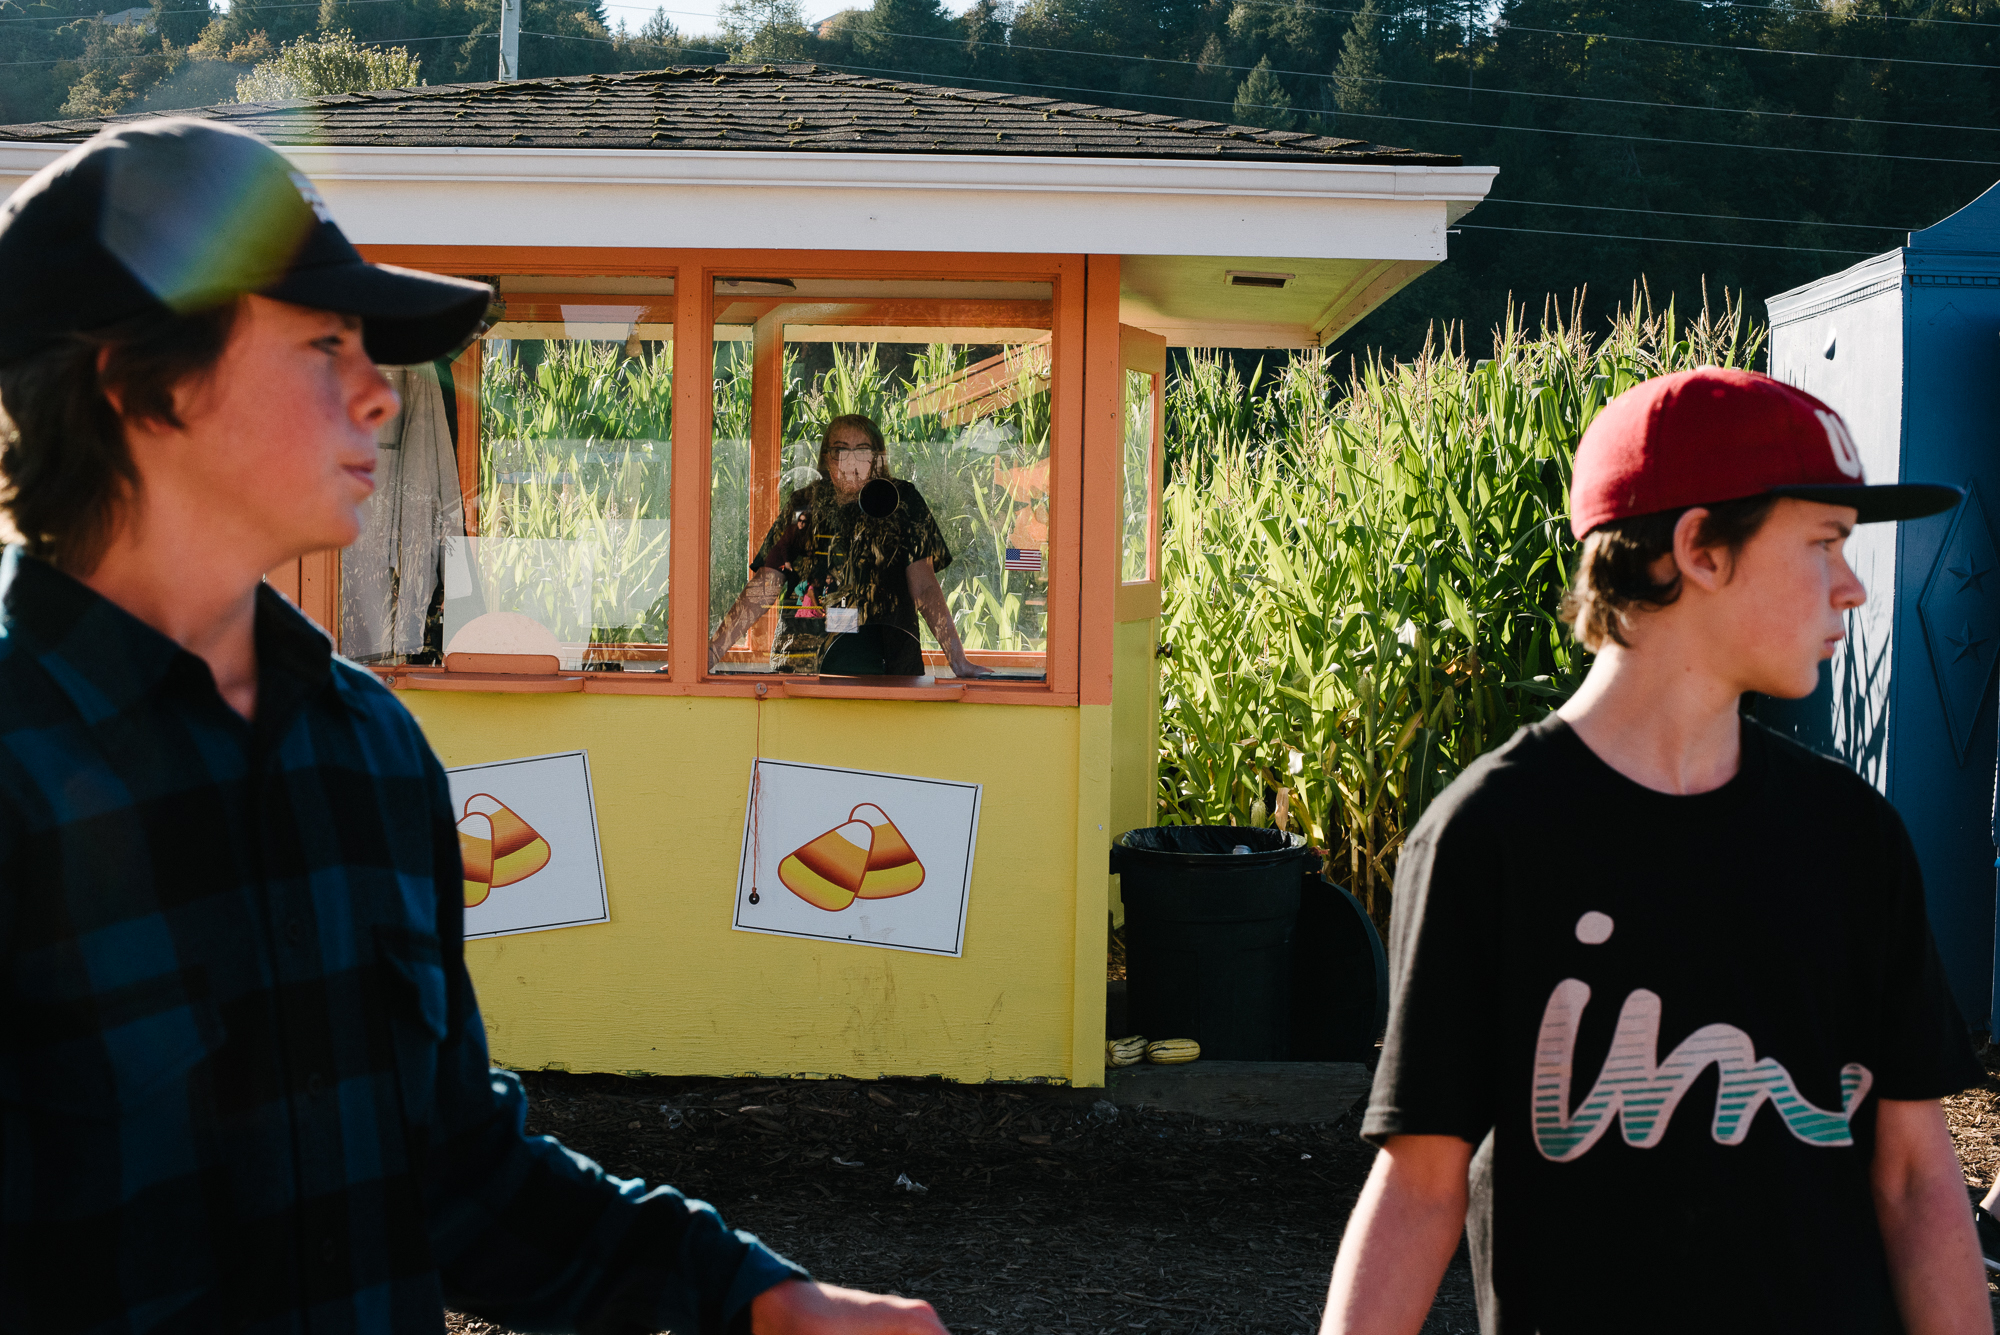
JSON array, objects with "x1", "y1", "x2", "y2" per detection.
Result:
[{"x1": 859, "y1": 477, "x2": 901, "y2": 519}]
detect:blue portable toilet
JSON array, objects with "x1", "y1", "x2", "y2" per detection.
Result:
[{"x1": 1764, "y1": 180, "x2": 2000, "y2": 1034}]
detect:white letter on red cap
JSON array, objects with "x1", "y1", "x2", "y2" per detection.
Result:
[{"x1": 1817, "y1": 409, "x2": 1864, "y2": 480}]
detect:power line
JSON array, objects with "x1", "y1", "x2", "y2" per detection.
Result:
[
  {"x1": 19, "y1": 1, "x2": 2000, "y2": 142},
  {"x1": 1488, "y1": 195, "x2": 1920, "y2": 231},
  {"x1": 0, "y1": 29, "x2": 481, "y2": 66},
  {"x1": 1493, "y1": 14, "x2": 2000, "y2": 71},
  {"x1": 0, "y1": 0, "x2": 412, "y2": 24},
  {"x1": 1457, "y1": 222, "x2": 1876, "y2": 255},
  {"x1": 1268, "y1": 94, "x2": 1998, "y2": 167},
  {"x1": 1661, "y1": 0, "x2": 2000, "y2": 31},
  {"x1": 508, "y1": 31, "x2": 2000, "y2": 176},
  {"x1": 0, "y1": 23, "x2": 1942, "y2": 255},
  {"x1": 846, "y1": 21, "x2": 2000, "y2": 139},
  {"x1": 791, "y1": 36, "x2": 2000, "y2": 167},
  {"x1": 24, "y1": 12, "x2": 1999, "y2": 176},
  {"x1": 1214, "y1": 0, "x2": 2000, "y2": 72},
  {"x1": 1330, "y1": 68, "x2": 2000, "y2": 136}
]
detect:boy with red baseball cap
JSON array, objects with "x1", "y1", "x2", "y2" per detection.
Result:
[
  {"x1": 1320, "y1": 368, "x2": 1988, "y2": 1334},
  {"x1": 0, "y1": 119, "x2": 944, "y2": 1335}
]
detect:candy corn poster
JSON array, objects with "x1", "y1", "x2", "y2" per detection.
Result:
[
  {"x1": 446, "y1": 751, "x2": 610, "y2": 940},
  {"x1": 732, "y1": 759, "x2": 980, "y2": 956}
]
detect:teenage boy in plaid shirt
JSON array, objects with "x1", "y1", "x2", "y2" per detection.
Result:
[
  {"x1": 1321, "y1": 369, "x2": 1989, "y2": 1334},
  {"x1": 0, "y1": 119, "x2": 947, "y2": 1335}
]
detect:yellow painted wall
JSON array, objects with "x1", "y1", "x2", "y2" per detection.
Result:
[
  {"x1": 1107, "y1": 616, "x2": 1159, "y2": 927},
  {"x1": 399, "y1": 691, "x2": 1091, "y2": 1084},
  {"x1": 1069, "y1": 703, "x2": 1111, "y2": 1087}
]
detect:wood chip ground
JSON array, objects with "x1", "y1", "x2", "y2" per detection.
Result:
[{"x1": 440, "y1": 1064, "x2": 2000, "y2": 1333}]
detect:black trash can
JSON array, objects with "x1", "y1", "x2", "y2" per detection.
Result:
[{"x1": 1110, "y1": 826, "x2": 1316, "y2": 1060}]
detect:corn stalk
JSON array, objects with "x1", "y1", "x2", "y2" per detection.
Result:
[{"x1": 1157, "y1": 287, "x2": 1765, "y2": 922}]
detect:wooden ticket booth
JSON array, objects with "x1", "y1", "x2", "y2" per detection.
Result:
[{"x1": 0, "y1": 66, "x2": 1491, "y2": 1085}]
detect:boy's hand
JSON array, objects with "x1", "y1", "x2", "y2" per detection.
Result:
[{"x1": 751, "y1": 1279, "x2": 949, "y2": 1334}]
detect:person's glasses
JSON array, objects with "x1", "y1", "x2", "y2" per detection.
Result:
[{"x1": 830, "y1": 447, "x2": 877, "y2": 461}]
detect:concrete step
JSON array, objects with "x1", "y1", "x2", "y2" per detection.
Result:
[{"x1": 1105, "y1": 1060, "x2": 1372, "y2": 1125}]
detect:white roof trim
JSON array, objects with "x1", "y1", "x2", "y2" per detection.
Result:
[{"x1": 0, "y1": 142, "x2": 1495, "y2": 261}]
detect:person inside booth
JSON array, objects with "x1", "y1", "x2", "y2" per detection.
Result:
[{"x1": 707, "y1": 413, "x2": 993, "y2": 677}]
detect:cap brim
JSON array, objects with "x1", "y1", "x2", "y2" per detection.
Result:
[
  {"x1": 263, "y1": 261, "x2": 492, "y2": 365},
  {"x1": 1769, "y1": 482, "x2": 1964, "y2": 523}
]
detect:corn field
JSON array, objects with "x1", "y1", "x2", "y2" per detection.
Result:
[
  {"x1": 476, "y1": 338, "x2": 676, "y2": 644},
  {"x1": 1156, "y1": 291, "x2": 1766, "y2": 919}
]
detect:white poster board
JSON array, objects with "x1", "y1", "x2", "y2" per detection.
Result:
[
  {"x1": 446, "y1": 750, "x2": 610, "y2": 940},
  {"x1": 733, "y1": 759, "x2": 980, "y2": 956}
]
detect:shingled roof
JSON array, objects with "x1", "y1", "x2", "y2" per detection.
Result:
[{"x1": 0, "y1": 63, "x2": 1459, "y2": 165}]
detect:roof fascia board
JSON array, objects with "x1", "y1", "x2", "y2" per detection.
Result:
[
  {"x1": 1766, "y1": 249, "x2": 1904, "y2": 329},
  {"x1": 0, "y1": 142, "x2": 1494, "y2": 261},
  {"x1": 0, "y1": 143, "x2": 1490, "y2": 201}
]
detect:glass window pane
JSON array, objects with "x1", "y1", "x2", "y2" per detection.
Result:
[
  {"x1": 708, "y1": 321, "x2": 756, "y2": 659},
  {"x1": 365, "y1": 294, "x2": 675, "y2": 673},
  {"x1": 707, "y1": 283, "x2": 1054, "y2": 681},
  {"x1": 1121, "y1": 367, "x2": 1158, "y2": 584},
  {"x1": 339, "y1": 361, "x2": 464, "y2": 664}
]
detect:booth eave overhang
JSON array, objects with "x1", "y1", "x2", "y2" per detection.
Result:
[{"x1": 0, "y1": 141, "x2": 1494, "y2": 348}]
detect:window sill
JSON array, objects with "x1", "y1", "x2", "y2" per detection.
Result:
[
  {"x1": 395, "y1": 669, "x2": 588, "y2": 693},
  {"x1": 369, "y1": 666, "x2": 1071, "y2": 704}
]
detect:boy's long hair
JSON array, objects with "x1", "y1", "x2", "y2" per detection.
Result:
[
  {"x1": 0, "y1": 301, "x2": 241, "y2": 574},
  {"x1": 1560, "y1": 494, "x2": 1780, "y2": 651}
]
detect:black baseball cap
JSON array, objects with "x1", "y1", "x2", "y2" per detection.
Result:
[{"x1": 0, "y1": 117, "x2": 491, "y2": 366}]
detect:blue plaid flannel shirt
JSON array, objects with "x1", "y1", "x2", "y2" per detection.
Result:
[{"x1": 0, "y1": 550, "x2": 806, "y2": 1335}]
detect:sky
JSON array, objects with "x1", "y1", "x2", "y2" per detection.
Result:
[
  {"x1": 609, "y1": 0, "x2": 981, "y2": 36},
  {"x1": 214, "y1": 0, "x2": 980, "y2": 41}
]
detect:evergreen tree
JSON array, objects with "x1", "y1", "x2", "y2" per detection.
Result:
[
  {"x1": 1328, "y1": 0, "x2": 1386, "y2": 131},
  {"x1": 847, "y1": 0, "x2": 956, "y2": 82},
  {"x1": 1233, "y1": 54, "x2": 1292, "y2": 128},
  {"x1": 957, "y1": 0, "x2": 1010, "y2": 86},
  {"x1": 151, "y1": 0, "x2": 216, "y2": 49}
]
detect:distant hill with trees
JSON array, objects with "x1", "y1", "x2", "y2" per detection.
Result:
[{"x1": 2, "y1": 0, "x2": 1994, "y2": 359}]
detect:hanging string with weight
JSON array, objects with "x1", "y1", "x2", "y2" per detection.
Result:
[{"x1": 748, "y1": 681, "x2": 767, "y2": 905}]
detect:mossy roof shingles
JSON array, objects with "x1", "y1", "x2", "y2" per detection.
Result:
[{"x1": 0, "y1": 63, "x2": 1459, "y2": 165}]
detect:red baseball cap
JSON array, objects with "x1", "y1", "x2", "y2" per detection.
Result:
[{"x1": 1569, "y1": 367, "x2": 1960, "y2": 538}]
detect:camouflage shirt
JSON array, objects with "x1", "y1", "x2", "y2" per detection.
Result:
[{"x1": 750, "y1": 478, "x2": 954, "y2": 673}]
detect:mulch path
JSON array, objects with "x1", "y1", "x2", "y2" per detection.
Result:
[
  {"x1": 446, "y1": 1059, "x2": 2000, "y2": 1333},
  {"x1": 443, "y1": 1070, "x2": 1476, "y2": 1335},
  {"x1": 1941, "y1": 1066, "x2": 2000, "y2": 1325}
]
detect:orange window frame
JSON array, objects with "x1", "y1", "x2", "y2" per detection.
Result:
[{"x1": 348, "y1": 246, "x2": 1096, "y2": 707}]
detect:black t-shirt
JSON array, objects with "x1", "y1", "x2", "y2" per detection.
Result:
[
  {"x1": 1363, "y1": 716, "x2": 1982, "y2": 1335},
  {"x1": 750, "y1": 478, "x2": 953, "y2": 674}
]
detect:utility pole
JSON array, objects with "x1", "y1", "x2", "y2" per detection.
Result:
[{"x1": 498, "y1": 0, "x2": 520, "y2": 80}]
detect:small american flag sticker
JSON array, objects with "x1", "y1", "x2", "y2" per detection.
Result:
[{"x1": 1004, "y1": 547, "x2": 1044, "y2": 572}]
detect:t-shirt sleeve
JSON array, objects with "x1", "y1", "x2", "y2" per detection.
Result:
[
  {"x1": 1361, "y1": 798, "x2": 1506, "y2": 1147},
  {"x1": 901, "y1": 485, "x2": 953, "y2": 576},
  {"x1": 1869, "y1": 802, "x2": 1984, "y2": 1100},
  {"x1": 750, "y1": 502, "x2": 805, "y2": 576}
]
